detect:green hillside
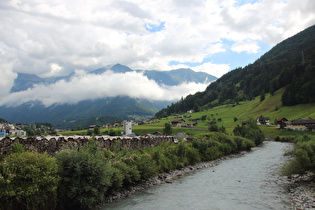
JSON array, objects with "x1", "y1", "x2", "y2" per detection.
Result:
[
  {"x1": 155, "y1": 24, "x2": 315, "y2": 118},
  {"x1": 60, "y1": 88, "x2": 315, "y2": 137}
]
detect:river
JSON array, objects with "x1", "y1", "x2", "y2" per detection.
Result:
[{"x1": 101, "y1": 141, "x2": 293, "y2": 210}]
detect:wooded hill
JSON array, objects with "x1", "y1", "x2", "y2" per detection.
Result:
[{"x1": 155, "y1": 25, "x2": 315, "y2": 118}]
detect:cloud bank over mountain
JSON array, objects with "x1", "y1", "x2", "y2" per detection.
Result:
[{"x1": 0, "y1": 70, "x2": 209, "y2": 107}]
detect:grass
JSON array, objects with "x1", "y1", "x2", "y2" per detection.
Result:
[{"x1": 58, "y1": 88, "x2": 315, "y2": 138}]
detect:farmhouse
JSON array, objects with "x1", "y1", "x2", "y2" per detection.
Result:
[
  {"x1": 285, "y1": 118, "x2": 315, "y2": 131},
  {"x1": 171, "y1": 119, "x2": 186, "y2": 127},
  {"x1": 256, "y1": 116, "x2": 270, "y2": 125},
  {"x1": 275, "y1": 118, "x2": 288, "y2": 128},
  {"x1": 88, "y1": 125, "x2": 98, "y2": 130}
]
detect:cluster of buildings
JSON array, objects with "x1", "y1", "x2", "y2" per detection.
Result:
[
  {"x1": 275, "y1": 118, "x2": 315, "y2": 131},
  {"x1": 0, "y1": 123, "x2": 27, "y2": 137},
  {"x1": 257, "y1": 116, "x2": 315, "y2": 132}
]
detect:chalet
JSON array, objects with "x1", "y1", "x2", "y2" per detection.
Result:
[
  {"x1": 189, "y1": 118, "x2": 200, "y2": 122},
  {"x1": 102, "y1": 123, "x2": 112, "y2": 129},
  {"x1": 207, "y1": 121, "x2": 215, "y2": 125},
  {"x1": 257, "y1": 116, "x2": 270, "y2": 125},
  {"x1": 88, "y1": 125, "x2": 98, "y2": 130},
  {"x1": 171, "y1": 119, "x2": 186, "y2": 127},
  {"x1": 275, "y1": 118, "x2": 288, "y2": 127},
  {"x1": 146, "y1": 120, "x2": 155, "y2": 124},
  {"x1": 113, "y1": 121, "x2": 123, "y2": 127},
  {"x1": 187, "y1": 110, "x2": 194, "y2": 114},
  {"x1": 286, "y1": 118, "x2": 315, "y2": 131},
  {"x1": 187, "y1": 122, "x2": 197, "y2": 127}
]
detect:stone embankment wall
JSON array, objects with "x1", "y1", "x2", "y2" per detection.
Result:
[{"x1": 0, "y1": 135, "x2": 174, "y2": 156}]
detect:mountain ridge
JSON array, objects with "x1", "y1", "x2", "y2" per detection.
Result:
[
  {"x1": 2, "y1": 65, "x2": 216, "y2": 129},
  {"x1": 155, "y1": 24, "x2": 315, "y2": 118},
  {"x1": 11, "y1": 65, "x2": 217, "y2": 93}
]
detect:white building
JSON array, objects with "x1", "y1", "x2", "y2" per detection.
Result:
[
  {"x1": 9, "y1": 129, "x2": 26, "y2": 137},
  {"x1": 123, "y1": 120, "x2": 132, "y2": 135}
]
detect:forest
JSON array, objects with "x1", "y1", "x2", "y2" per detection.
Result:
[{"x1": 155, "y1": 25, "x2": 315, "y2": 118}]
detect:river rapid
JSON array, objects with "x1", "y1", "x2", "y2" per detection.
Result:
[{"x1": 101, "y1": 141, "x2": 294, "y2": 210}]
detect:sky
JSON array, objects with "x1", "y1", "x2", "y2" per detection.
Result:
[{"x1": 0, "y1": 0, "x2": 315, "y2": 107}]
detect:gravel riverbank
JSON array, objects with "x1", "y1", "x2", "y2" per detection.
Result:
[{"x1": 287, "y1": 173, "x2": 315, "y2": 209}]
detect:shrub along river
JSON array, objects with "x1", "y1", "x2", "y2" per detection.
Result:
[{"x1": 101, "y1": 141, "x2": 294, "y2": 209}]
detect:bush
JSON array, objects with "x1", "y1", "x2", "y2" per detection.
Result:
[
  {"x1": 233, "y1": 119, "x2": 264, "y2": 146},
  {"x1": 56, "y1": 148, "x2": 113, "y2": 209},
  {"x1": 10, "y1": 142, "x2": 26, "y2": 154},
  {"x1": 282, "y1": 136, "x2": 315, "y2": 176},
  {"x1": 0, "y1": 151, "x2": 59, "y2": 210},
  {"x1": 208, "y1": 124, "x2": 219, "y2": 132},
  {"x1": 152, "y1": 147, "x2": 174, "y2": 172},
  {"x1": 111, "y1": 160, "x2": 140, "y2": 187},
  {"x1": 185, "y1": 146, "x2": 200, "y2": 165},
  {"x1": 134, "y1": 153, "x2": 158, "y2": 179},
  {"x1": 234, "y1": 136, "x2": 245, "y2": 151}
]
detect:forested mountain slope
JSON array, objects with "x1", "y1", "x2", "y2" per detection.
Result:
[{"x1": 155, "y1": 25, "x2": 315, "y2": 118}]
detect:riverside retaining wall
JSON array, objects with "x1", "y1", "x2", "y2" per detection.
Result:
[{"x1": 0, "y1": 135, "x2": 174, "y2": 156}]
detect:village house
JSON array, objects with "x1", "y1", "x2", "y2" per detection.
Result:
[
  {"x1": 102, "y1": 123, "x2": 112, "y2": 129},
  {"x1": 285, "y1": 118, "x2": 315, "y2": 131},
  {"x1": 256, "y1": 116, "x2": 270, "y2": 125},
  {"x1": 189, "y1": 118, "x2": 201, "y2": 122},
  {"x1": 9, "y1": 129, "x2": 26, "y2": 137},
  {"x1": 113, "y1": 121, "x2": 123, "y2": 127},
  {"x1": 187, "y1": 122, "x2": 197, "y2": 127},
  {"x1": 0, "y1": 123, "x2": 26, "y2": 137},
  {"x1": 171, "y1": 119, "x2": 186, "y2": 127},
  {"x1": 0, "y1": 126, "x2": 6, "y2": 136},
  {"x1": 146, "y1": 120, "x2": 155, "y2": 124},
  {"x1": 207, "y1": 121, "x2": 215, "y2": 125},
  {"x1": 275, "y1": 118, "x2": 288, "y2": 128},
  {"x1": 88, "y1": 125, "x2": 98, "y2": 130}
]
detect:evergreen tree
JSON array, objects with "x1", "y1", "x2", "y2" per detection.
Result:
[{"x1": 163, "y1": 123, "x2": 172, "y2": 135}]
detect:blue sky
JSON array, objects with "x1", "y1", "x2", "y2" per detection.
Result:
[{"x1": 1, "y1": 0, "x2": 315, "y2": 105}]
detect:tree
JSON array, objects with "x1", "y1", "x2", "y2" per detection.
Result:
[
  {"x1": 260, "y1": 90, "x2": 265, "y2": 102},
  {"x1": 208, "y1": 124, "x2": 219, "y2": 132},
  {"x1": 94, "y1": 126, "x2": 100, "y2": 135},
  {"x1": 163, "y1": 123, "x2": 172, "y2": 136},
  {"x1": 234, "y1": 117, "x2": 238, "y2": 122}
]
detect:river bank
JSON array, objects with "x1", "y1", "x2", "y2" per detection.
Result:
[
  {"x1": 287, "y1": 172, "x2": 315, "y2": 209},
  {"x1": 97, "y1": 151, "x2": 248, "y2": 207},
  {"x1": 98, "y1": 142, "x2": 315, "y2": 209}
]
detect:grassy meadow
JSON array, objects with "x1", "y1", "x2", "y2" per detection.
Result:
[{"x1": 59, "y1": 88, "x2": 315, "y2": 138}]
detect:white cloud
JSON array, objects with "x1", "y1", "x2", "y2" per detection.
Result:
[
  {"x1": 0, "y1": 71, "x2": 209, "y2": 107},
  {"x1": 231, "y1": 40, "x2": 260, "y2": 53},
  {"x1": 0, "y1": 0, "x2": 315, "y2": 106},
  {"x1": 0, "y1": 62, "x2": 17, "y2": 98},
  {"x1": 192, "y1": 62, "x2": 230, "y2": 78}
]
